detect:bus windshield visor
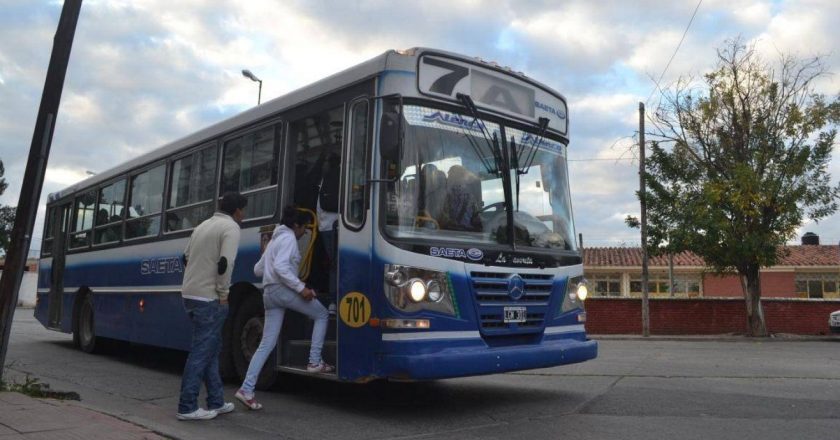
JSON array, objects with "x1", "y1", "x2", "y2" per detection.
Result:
[{"x1": 383, "y1": 104, "x2": 577, "y2": 251}]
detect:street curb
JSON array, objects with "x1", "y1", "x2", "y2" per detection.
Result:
[
  {"x1": 591, "y1": 334, "x2": 840, "y2": 342},
  {"x1": 0, "y1": 391, "x2": 173, "y2": 439},
  {"x1": 67, "y1": 399, "x2": 178, "y2": 440}
]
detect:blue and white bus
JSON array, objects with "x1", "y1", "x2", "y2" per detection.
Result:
[{"x1": 36, "y1": 48, "x2": 596, "y2": 386}]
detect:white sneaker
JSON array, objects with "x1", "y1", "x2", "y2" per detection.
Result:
[
  {"x1": 211, "y1": 402, "x2": 234, "y2": 414},
  {"x1": 306, "y1": 362, "x2": 335, "y2": 373},
  {"x1": 176, "y1": 408, "x2": 218, "y2": 421}
]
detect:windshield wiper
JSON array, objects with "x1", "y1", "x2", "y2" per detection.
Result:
[
  {"x1": 511, "y1": 117, "x2": 550, "y2": 211},
  {"x1": 510, "y1": 135, "x2": 521, "y2": 211},
  {"x1": 456, "y1": 93, "x2": 504, "y2": 176},
  {"x1": 460, "y1": 123, "x2": 496, "y2": 176},
  {"x1": 516, "y1": 117, "x2": 550, "y2": 175}
]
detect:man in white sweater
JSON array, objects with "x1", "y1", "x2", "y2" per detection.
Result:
[{"x1": 176, "y1": 192, "x2": 247, "y2": 421}]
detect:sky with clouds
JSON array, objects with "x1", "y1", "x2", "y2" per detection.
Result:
[{"x1": 1, "y1": 0, "x2": 838, "y2": 255}]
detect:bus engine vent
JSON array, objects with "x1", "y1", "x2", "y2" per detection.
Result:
[{"x1": 470, "y1": 272, "x2": 554, "y2": 338}]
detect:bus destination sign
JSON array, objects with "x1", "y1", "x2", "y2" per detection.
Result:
[{"x1": 417, "y1": 54, "x2": 568, "y2": 135}]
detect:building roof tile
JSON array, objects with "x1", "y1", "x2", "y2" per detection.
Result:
[{"x1": 583, "y1": 245, "x2": 840, "y2": 268}]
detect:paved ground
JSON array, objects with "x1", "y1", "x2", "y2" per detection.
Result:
[
  {"x1": 0, "y1": 391, "x2": 167, "y2": 439},
  {"x1": 3, "y1": 310, "x2": 840, "y2": 440}
]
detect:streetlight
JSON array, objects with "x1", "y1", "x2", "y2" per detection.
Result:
[{"x1": 241, "y1": 69, "x2": 262, "y2": 105}]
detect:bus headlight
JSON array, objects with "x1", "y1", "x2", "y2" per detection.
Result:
[
  {"x1": 408, "y1": 278, "x2": 427, "y2": 302},
  {"x1": 561, "y1": 276, "x2": 588, "y2": 313},
  {"x1": 385, "y1": 268, "x2": 407, "y2": 286},
  {"x1": 577, "y1": 283, "x2": 588, "y2": 301},
  {"x1": 383, "y1": 264, "x2": 456, "y2": 315},
  {"x1": 426, "y1": 280, "x2": 444, "y2": 302}
]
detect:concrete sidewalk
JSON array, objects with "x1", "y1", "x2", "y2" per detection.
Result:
[
  {"x1": 592, "y1": 333, "x2": 840, "y2": 342},
  {"x1": 0, "y1": 392, "x2": 168, "y2": 439}
]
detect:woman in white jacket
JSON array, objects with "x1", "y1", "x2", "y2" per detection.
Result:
[{"x1": 235, "y1": 207, "x2": 333, "y2": 410}]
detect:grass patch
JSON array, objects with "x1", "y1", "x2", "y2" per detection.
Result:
[{"x1": 1, "y1": 374, "x2": 80, "y2": 400}]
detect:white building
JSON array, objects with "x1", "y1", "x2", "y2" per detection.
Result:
[{"x1": 0, "y1": 258, "x2": 39, "y2": 307}]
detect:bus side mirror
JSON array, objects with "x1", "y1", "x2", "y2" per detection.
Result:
[{"x1": 379, "y1": 110, "x2": 401, "y2": 162}]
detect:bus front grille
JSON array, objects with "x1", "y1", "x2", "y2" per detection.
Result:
[{"x1": 470, "y1": 272, "x2": 555, "y2": 338}]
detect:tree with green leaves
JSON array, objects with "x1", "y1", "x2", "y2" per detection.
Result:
[
  {"x1": 643, "y1": 37, "x2": 840, "y2": 336},
  {"x1": 0, "y1": 160, "x2": 13, "y2": 255}
]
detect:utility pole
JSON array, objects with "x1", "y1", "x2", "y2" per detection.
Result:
[
  {"x1": 0, "y1": 0, "x2": 82, "y2": 382},
  {"x1": 639, "y1": 102, "x2": 650, "y2": 337}
]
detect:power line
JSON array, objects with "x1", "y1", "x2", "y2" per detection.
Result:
[{"x1": 645, "y1": 0, "x2": 703, "y2": 107}]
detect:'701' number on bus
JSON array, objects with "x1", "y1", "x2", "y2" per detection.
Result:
[{"x1": 339, "y1": 292, "x2": 371, "y2": 328}]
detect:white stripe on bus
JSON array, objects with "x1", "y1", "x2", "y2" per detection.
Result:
[
  {"x1": 544, "y1": 324, "x2": 585, "y2": 334},
  {"x1": 36, "y1": 286, "x2": 182, "y2": 294},
  {"x1": 381, "y1": 331, "x2": 481, "y2": 341},
  {"x1": 39, "y1": 283, "x2": 264, "y2": 294}
]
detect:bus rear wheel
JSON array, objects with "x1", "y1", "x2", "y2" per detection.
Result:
[
  {"x1": 232, "y1": 294, "x2": 278, "y2": 390},
  {"x1": 75, "y1": 293, "x2": 99, "y2": 353}
]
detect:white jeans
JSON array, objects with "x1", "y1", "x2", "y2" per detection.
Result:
[{"x1": 240, "y1": 284, "x2": 329, "y2": 395}]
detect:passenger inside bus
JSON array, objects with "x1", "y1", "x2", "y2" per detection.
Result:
[
  {"x1": 441, "y1": 165, "x2": 482, "y2": 232},
  {"x1": 96, "y1": 209, "x2": 109, "y2": 227},
  {"x1": 316, "y1": 152, "x2": 340, "y2": 300},
  {"x1": 419, "y1": 163, "x2": 446, "y2": 221}
]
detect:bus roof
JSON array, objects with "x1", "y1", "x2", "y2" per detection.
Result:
[{"x1": 49, "y1": 47, "x2": 566, "y2": 202}]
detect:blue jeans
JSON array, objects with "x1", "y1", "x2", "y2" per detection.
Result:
[
  {"x1": 240, "y1": 285, "x2": 329, "y2": 395},
  {"x1": 178, "y1": 299, "x2": 228, "y2": 414}
]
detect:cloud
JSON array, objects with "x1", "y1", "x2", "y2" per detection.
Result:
[
  {"x1": 45, "y1": 167, "x2": 90, "y2": 187},
  {"x1": 0, "y1": 0, "x2": 838, "y2": 249}
]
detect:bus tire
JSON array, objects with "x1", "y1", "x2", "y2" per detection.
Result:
[
  {"x1": 219, "y1": 320, "x2": 237, "y2": 380},
  {"x1": 232, "y1": 294, "x2": 278, "y2": 390},
  {"x1": 75, "y1": 293, "x2": 99, "y2": 353},
  {"x1": 71, "y1": 292, "x2": 85, "y2": 349}
]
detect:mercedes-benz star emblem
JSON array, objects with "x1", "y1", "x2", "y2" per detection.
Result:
[{"x1": 508, "y1": 274, "x2": 525, "y2": 300}]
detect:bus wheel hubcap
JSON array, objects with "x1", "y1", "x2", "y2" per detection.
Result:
[{"x1": 240, "y1": 317, "x2": 263, "y2": 360}]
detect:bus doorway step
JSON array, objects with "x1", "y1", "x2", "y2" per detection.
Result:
[{"x1": 283, "y1": 339, "x2": 336, "y2": 371}]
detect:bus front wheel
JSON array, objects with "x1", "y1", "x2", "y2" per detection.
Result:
[{"x1": 232, "y1": 294, "x2": 278, "y2": 390}]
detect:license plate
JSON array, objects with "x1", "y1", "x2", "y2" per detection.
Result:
[{"x1": 504, "y1": 306, "x2": 526, "y2": 323}]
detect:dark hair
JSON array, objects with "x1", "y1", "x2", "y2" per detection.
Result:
[
  {"x1": 219, "y1": 192, "x2": 248, "y2": 216},
  {"x1": 280, "y1": 206, "x2": 309, "y2": 228}
]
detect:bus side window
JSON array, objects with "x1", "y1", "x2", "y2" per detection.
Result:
[
  {"x1": 166, "y1": 144, "x2": 218, "y2": 232},
  {"x1": 221, "y1": 124, "x2": 279, "y2": 219},
  {"x1": 345, "y1": 100, "x2": 368, "y2": 228},
  {"x1": 288, "y1": 106, "x2": 344, "y2": 212},
  {"x1": 94, "y1": 179, "x2": 126, "y2": 245},
  {"x1": 125, "y1": 165, "x2": 165, "y2": 239},
  {"x1": 69, "y1": 190, "x2": 97, "y2": 249},
  {"x1": 42, "y1": 207, "x2": 55, "y2": 256}
]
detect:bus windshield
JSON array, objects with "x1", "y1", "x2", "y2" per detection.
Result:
[{"x1": 383, "y1": 104, "x2": 577, "y2": 251}]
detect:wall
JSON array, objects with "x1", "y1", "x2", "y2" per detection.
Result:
[
  {"x1": 702, "y1": 273, "x2": 741, "y2": 297},
  {"x1": 759, "y1": 272, "x2": 796, "y2": 298},
  {"x1": 0, "y1": 270, "x2": 38, "y2": 307},
  {"x1": 18, "y1": 272, "x2": 38, "y2": 307},
  {"x1": 585, "y1": 297, "x2": 840, "y2": 335},
  {"x1": 702, "y1": 271, "x2": 796, "y2": 298}
]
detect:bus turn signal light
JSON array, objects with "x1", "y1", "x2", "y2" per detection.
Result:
[{"x1": 381, "y1": 319, "x2": 430, "y2": 329}]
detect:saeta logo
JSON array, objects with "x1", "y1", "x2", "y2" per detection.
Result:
[{"x1": 466, "y1": 248, "x2": 483, "y2": 261}]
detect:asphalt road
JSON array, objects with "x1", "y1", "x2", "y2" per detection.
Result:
[{"x1": 4, "y1": 310, "x2": 840, "y2": 440}]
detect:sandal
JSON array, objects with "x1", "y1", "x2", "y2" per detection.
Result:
[{"x1": 234, "y1": 389, "x2": 263, "y2": 410}]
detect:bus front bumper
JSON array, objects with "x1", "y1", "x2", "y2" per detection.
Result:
[{"x1": 380, "y1": 337, "x2": 598, "y2": 380}]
